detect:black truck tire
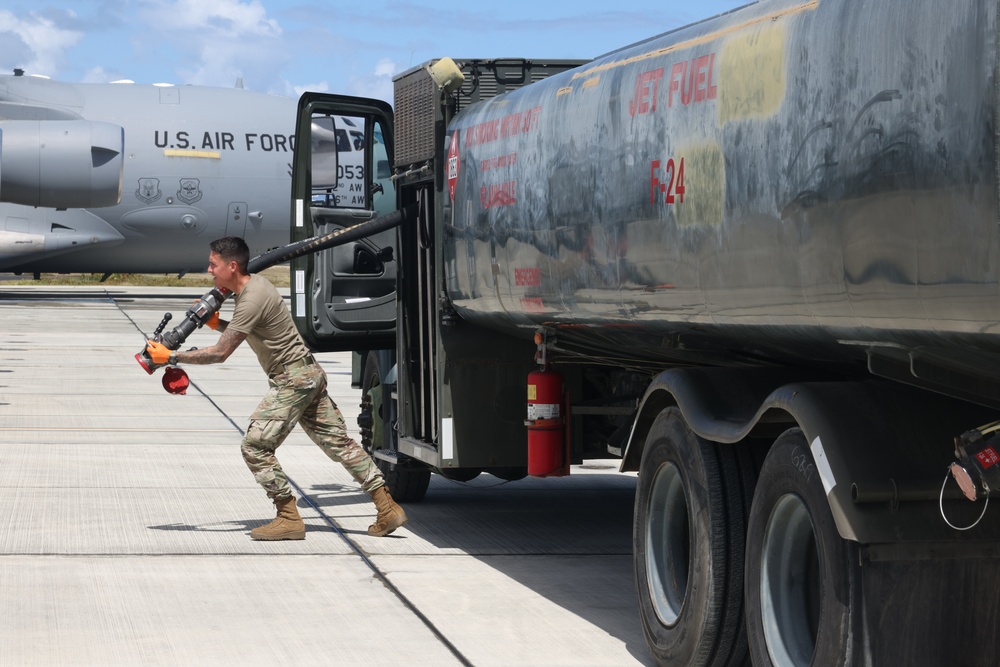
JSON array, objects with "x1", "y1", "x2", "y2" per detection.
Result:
[
  {"x1": 378, "y1": 457, "x2": 431, "y2": 503},
  {"x1": 744, "y1": 428, "x2": 862, "y2": 666},
  {"x1": 361, "y1": 351, "x2": 430, "y2": 503},
  {"x1": 633, "y1": 407, "x2": 751, "y2": 666}
]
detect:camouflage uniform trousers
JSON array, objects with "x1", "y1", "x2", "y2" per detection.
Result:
[{"x1": 241, "y1": 363, "x2": 384, "y2": 501}]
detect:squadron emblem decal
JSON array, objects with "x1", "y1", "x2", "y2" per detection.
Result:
[
  {"x1": 135, "y1": 178, "x2": 162, "y2": 204},
  {"x1": 177, "y1": 178, "x2": 203, "y2": 204}
]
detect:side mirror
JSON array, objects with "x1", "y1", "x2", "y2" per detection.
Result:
[{"x1": 309, "y1": 115, "x2": 340, "y2": 194}]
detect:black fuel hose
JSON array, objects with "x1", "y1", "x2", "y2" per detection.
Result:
[
  {"x1": 248, "y1": 203, "x2": 416, "y2": 274},
  {"x1": 138, "y1": 203, "x2": 416, "y2": 376}
]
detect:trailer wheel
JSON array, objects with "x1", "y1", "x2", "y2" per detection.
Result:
[
  {"x1": 634, "y1": 407, "x2": 750, "y2": 666},
  {"x1": 361, "y1": 351, "x2": 430, "y2": 502},
  {"x1": 745, "y1": 428, "x2": 861, "y2": 666}
]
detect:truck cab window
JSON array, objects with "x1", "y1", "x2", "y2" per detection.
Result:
[{"x1": 310, "y1": 114, "x2": 370, "y2": 209}]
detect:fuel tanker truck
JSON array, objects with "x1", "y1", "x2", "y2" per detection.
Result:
[{"x1": 284, "y1": 0, "x2": 1000, "y2": 663}]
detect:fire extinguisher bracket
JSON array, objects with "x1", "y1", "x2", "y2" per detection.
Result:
[{"x1": 525, "y1": 418, "x2": 564, "y2": 428}]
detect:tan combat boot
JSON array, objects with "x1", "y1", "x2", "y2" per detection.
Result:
[
  {"x1": 368, "y1": 486, "x2": 407, "y2": 536},
  {"x1": 250, "y1": 495, "x2": 306, "y2": 540}
]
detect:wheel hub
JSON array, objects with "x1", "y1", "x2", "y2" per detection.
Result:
[
  {"x1": 760, "y1": 493, "x2": 818, "y2": 666},
  {"x1": 645, "y1": 461, "x2": 690, "y2": 626}
]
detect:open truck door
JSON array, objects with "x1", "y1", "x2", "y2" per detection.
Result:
[{"x1": 289, "y1": 93, "x2": 397, "y2": 352}]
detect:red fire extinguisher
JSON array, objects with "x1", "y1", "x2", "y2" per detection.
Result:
[{"x1": 527, "y1": 368, "x2": 567, "y2": 476}]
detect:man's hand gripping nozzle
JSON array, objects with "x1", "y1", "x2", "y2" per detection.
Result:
[{"x1": 135, "y1": 287, "x2": 230, "y2": 393}]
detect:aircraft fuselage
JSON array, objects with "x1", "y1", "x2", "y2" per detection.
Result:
[{"x1": 0, "y1": 74, "x2": 299, "y2": 274}]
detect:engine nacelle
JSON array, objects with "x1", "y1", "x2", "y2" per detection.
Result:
[{"x1": 0, "y1": 120, "x2": 124, "y2": 208}]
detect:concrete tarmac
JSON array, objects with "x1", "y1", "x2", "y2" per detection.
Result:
[{"x1": 0, "y1": 285, "x2": 655, "y2": 667}]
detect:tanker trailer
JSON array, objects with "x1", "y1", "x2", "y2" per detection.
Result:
[{"x1": 288, "y1": 0, "x2": 1000, "y2": 664}]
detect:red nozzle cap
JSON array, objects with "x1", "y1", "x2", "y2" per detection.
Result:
[
  {"x1": 162, "y1": 367, "x2": 190, "y2": 395},
  {"x1": 136, "y1": 352, "x2": 154, "y2": 375}
]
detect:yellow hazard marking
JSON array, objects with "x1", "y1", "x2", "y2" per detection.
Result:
[
  {"x1": 675, "y1": 142, "x2": 725, "y2": 228},
  {"x1": 163, "y1": 149, "x2": 222, "y2": 159},
  {"x1": 569, "y1": 0, "x2": 817, "y2": 79},
  {"x1": 717, "y1": 21, "x2": 787, "y2": 122},
  {"x1": 528, "y1": 384, "x2": 537, "y2": 400}
]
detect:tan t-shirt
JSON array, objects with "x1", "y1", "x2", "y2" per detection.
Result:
[{"x1": 228, "y1": 274, "x2": 311, "y2": 375}]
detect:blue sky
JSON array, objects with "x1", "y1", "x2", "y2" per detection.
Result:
[{"x1": 0, "y1": 0, "x2": 751, "y2": 102}]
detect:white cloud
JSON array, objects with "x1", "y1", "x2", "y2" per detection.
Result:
[
  {"x1": 81, "y1": 65, "x2": 122, "y2": 83},
  {"x1": 139, "y1": 0, "x2": 280, "y2": 37},
  {"x1": 136, "y1": 0, "x2": 289, "y2": 91},
  {"x1": 347, "y1": 58, "x2": 400, "y2": 103},
  {"x1": 373, "y1": 58, "x2": 397, "y2": 78},
  {"x1": 0, "y1": 10, "x2": 83, "y2": 77},
  {"x1": 291, "y1": 81, "x2": 330, "y2": 98}
]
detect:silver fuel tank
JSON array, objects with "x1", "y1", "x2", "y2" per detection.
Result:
[{"x1": 442, "y1": 0, "x2": 1000, "y2": 377}]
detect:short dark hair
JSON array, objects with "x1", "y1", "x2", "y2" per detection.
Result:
[{"x1": 210, "y1": 236, "x2": 250, "y2": 274}]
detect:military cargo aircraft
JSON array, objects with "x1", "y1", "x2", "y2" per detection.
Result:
[{"x1": 0, "y1": 72, "x2": 366, "y2": 277}]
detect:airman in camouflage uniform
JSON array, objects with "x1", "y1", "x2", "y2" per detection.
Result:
[
  {"x1": 243, "y1": 363, "x2": 384, "y2": 500},
  {"x1": 146, "y1": 236, "x2": 407, "y2": 540}
]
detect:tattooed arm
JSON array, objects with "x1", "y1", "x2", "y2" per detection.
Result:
[{"x1": 174, "y1": 327, "x2": 247, "y2": 365}]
